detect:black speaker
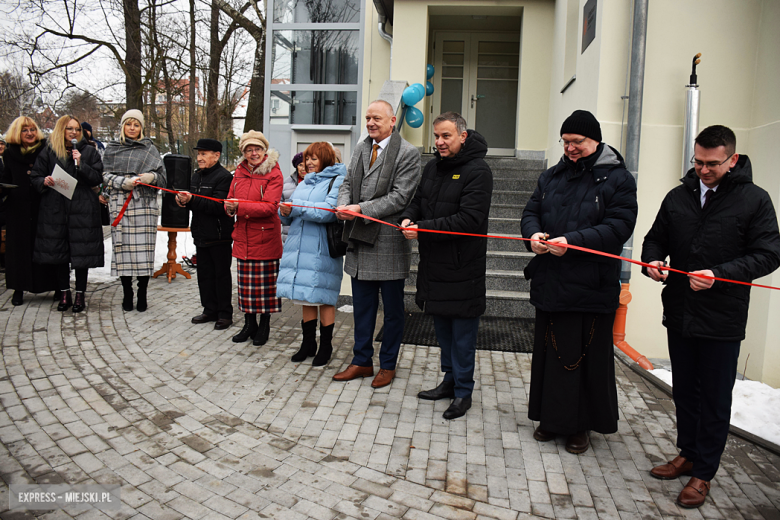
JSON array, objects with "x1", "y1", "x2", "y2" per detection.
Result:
[{"x1": 161, "y1": 154, "x2": 191, "y2": 228}]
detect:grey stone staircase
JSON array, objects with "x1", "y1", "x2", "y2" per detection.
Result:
[{"x1": 404, "y1": 155, "x2": 546, "y2": 318}]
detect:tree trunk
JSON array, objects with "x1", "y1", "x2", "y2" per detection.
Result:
[
  {"x1": 206, "y1": 3, "x2": 222, "y2": 139},
  {"x1": 124, "y1": 0, "x2": 143, "y2": 110},
  {"x1": 188, "y1": 0, "x2": 198, "y2": 159},
  {"x1": 243, "y1": 33, "x2": 265, "y2": 133}
]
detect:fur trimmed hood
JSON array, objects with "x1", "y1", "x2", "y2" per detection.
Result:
[{"x1": 236, "y1": 149, "x2": 280, "y2": 177}]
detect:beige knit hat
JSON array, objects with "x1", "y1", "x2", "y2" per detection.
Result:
[
  {"x1": 239, "y1": 130, "x2": 269, "y2": 153},
  {"x1": 120, "y1": 109, "x2": 145, "y2": 128}
]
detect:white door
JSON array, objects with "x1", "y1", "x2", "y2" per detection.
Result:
[{"x1": 433, "y1": 32, "x2": 520, "y2": 156}]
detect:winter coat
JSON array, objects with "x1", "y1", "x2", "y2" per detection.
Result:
[
  {"x1": 399, "y1": 130, "x2": 493, "y2": 318},
  {"x1": 229, "y1": 152, "x2": 284, "y2": 260},
  {"x1": 102, "y1": 137, "x2": 166, "y2": 276},
  {"x1": 277, "y1": 163, "x2": 346, "y2": 306},
  {"x1": 0, "y1": 141, "x2": 58, "y2": 292},
  {"x1": 30, "y1": 140, "x2": 105, "y2": 268},
  {"x1": 188, "y1": 162, "x2": 234, "y2": 248},
  {"x1": 337, "y1": 133, "x2": 422, "y2": 281},
  {"x1": 641, "y1": 155, "x2": 780, "y2": 341},
  {"x1": 521, "y1": 143, "x2": 638, "y2": 313},
  {"x1": 281, "y1": 170, "x2": 301, "y2": 242}
]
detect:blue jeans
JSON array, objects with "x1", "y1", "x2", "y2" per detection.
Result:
[
  {"x1": 433, "y1": 316, "x2": 480, "y2": 398},
  {"x1": 350, "y1": 278, "x2": 405, "y2": 370},
  {"x1": 667, "y1": 329, "x2": 740, "y2": 481}
]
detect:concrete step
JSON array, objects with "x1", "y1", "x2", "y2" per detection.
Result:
[
  {"x1": 408, "y1": 266, "x2": 531, "y2": 292},
  {"x1": 492, "y1": 190, "x2": 536, "y2": 204},
  {"x1": 488, "y1": 218, "x2": 523, "y2": 235},
  {"x1": 487, "y1": 234, "x2": 528, "y2": 252},
  {"x1": 489, "y1": 204, "x2": 524, "y2": 219},
  {"x1": 404, "y1": 287, "x2": 534, "y2": 318},
  {"x1": 493, "y1": 177, "x2": 540, "y2": 191},
  {"x1": 422, "y1": 154, "x2": 545, "y2": 171},
  {"x1": 410, "y1": 249, "x2": 533, "y2": 271}
]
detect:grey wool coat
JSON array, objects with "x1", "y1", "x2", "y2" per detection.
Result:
[{"x1": 337, "y1": 133, "x2": 422, "y2": 280}]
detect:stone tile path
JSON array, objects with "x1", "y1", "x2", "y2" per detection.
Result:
[{"x1": 1, "y1": 273, "x2": 779, "y2": 519}]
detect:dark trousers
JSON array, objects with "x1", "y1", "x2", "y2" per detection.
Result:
[
  {"x1": 350, "y1": 278, "x2": 405, "y2": 370},
  {"x1": 56, "y1": 264, "x2": 88, "y2": 292},
  {"x1": 433, "y1": 316, "x2": 480, "y2": 398},
  {"x1": 196, "y1": 244, "x2": 233, "y2": 319},
  {"x1": 667, "y1": 328, "x2": 740, "y2": 481}
]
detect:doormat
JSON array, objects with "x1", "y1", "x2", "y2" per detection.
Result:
[{"x1": 375, "y1": 313, "x2": 535, "y2": 353}]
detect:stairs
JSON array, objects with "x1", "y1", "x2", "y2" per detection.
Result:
[{"x1": 404, "y1": 155, "x2": 546, "y2": 318}]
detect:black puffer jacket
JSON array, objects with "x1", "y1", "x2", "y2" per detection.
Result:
[
  {"x1": 30, "y1": 140, "x2": 104, "y2": 268},
  {"x1": 187, "y1": 162, "x2": 234, "y2": 247},
  {"x1": 521, "y1": 144, "x2": 637, "y2": 313},
  {"x1": 641, "y1": 155, "x2": 780, "y2": 341},
  {"x1": 399, "y1": 130, "x2": 493, "y2": 318}
]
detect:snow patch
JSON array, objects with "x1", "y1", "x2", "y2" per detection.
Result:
[{"x1": 337, "y1": 305, "x2": 353, "y2": 314}]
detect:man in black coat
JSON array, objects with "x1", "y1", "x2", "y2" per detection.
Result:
[
  {"x1": 641, "y1": 125, "x2": 780, "y2": 508},
  {"x1": 400, "y1": 112, "x2": 493, "y2": 420},
  {"x1": 176, "y1": 139, "x2": 235, "y2": 330}
]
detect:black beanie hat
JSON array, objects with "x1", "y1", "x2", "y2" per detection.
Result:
[{"x1": 560, "y1": 110, "x2": 602, "y2": 142}]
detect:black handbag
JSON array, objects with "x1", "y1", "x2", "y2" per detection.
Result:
[{"x1": 325, "y1": 176, "x2": 348, "y2": 258}]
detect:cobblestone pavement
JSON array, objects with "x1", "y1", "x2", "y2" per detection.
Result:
[{"x1": 1, "y1": 273, "x2": 779, "y2": 519}]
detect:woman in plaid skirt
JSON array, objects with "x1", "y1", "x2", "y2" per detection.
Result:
[
  {"x1": 224, "y1": 131, "x2": 284, "y2": 346},
  {"x1": 278, "y1": 142, "x2": 346, "y2": 366}
]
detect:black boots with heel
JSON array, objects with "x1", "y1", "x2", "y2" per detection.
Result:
[
  {"x1": 254, "y1": 314, "x2": 271, "y2": 346},
  {"x1": 233, "y1": 314, "x2": 258, "y2": 343},
  {"x1": 136, "y1": 276, "x2": 149, "y2": 312},
  {"x1": 121, "y1": 277, "x2": 133, "y2": 311},
  {"x1": 291, "y1": 320, "x2": 317, "y2": 362},
  {"x1": 312, "y1": 323, "x2": 333, "y2": 367}
]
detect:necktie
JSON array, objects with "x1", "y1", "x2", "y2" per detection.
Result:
[
  {"x1": 703, "y1": 189, "x2": 714, "y2": 209},
  {"x1": 369, "y1": 144, "x2": 380, "y2": 168}
]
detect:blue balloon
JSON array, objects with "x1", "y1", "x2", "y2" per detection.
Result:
[
  {"x1": 402, "y1": 85, "x2": 424, "y2": 106},
  {"x1": 405, "y1": 107, "x2": 424, "y2": 128},
  {"x1": 426, "y1": 81, "x2": 434, "y2": 96},
  {"x1": 426, "y1": 64, "x2": 435, "y2": 79},
  {"x1": 412, "y1": 83, "x2": 425, "y2": 98}
]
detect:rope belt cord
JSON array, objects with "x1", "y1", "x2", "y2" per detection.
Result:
[{"x1": 119, "y1": 182, "x2": 780, "y2": 292}]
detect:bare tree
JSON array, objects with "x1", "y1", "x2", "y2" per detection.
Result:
[
  {"x1": 61, "y1": 90, "x2": 102, "y2": 125},
  {"x1": 0, "y1": 71, "x2": 38, "y2": 131}
]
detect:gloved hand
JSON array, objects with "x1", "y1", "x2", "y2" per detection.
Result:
[
  {"x1": 138, "y1": 173, "x2": 155, "y2": 185},
  {"x1": 122, "y1": 177, "x2": 139, "y2": 191}
]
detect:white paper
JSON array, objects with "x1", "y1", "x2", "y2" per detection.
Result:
[{"x1": 51, "y1": 164, "x2": 77, "y2": 200}]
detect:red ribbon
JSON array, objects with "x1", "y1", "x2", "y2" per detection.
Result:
[{"x1": 119, "y1": 182, "x2": 780, "y2": 291}]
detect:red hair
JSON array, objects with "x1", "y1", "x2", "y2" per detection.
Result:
[{"x1": 303, "y1": 142, "x2": 336, "y2": 172}]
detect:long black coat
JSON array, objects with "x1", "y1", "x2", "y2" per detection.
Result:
[
  {"x1": 641, "y1": 155, "x2": 780, "y2": 341},
  {"x1": 30, "y1": 140, "x2": 105, "y2": 268},
  {"x1": 188, "y1": 163, "x2": 234, "y2": 248},
  {"x1": 0, "y1": 141, "x2": 59, "y2": 292},
  {"x1": 521, "y1": 144, "x2": 638, "y2": 313},
  {"x1": 399, "y1": 130, "x2": 493, "y2": 318}
]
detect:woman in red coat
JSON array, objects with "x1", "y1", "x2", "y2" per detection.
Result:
[{"x1": 224, "y1": 131, "x2": 284, "y2": 346}]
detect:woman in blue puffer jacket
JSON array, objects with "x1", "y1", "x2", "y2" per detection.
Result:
[{"x1": 278, "y1": 142, "x2": 345, "y2": 367}]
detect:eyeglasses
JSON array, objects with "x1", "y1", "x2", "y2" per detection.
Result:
[
  {"x1": 559, "y1": 137, "x2": 587, "y2": 148},
  {"x1": 65, "y1": 127, "x2": 82, "y2": 132},
  {"x1": 243, "y1": 147, "x2": 264, "y2": 155},
  {"x1": 690, "y1": 154, "x2": 733, "y2": 169}
]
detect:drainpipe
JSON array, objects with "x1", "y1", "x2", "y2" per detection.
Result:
[
  {"x1": 614, "y1": 0, "x2": 653, "y2": 371},
  {"x1": 682, "y1": 54, "x2": 702, "y2": 176},
  {"x1": 374, "y1": 7, "x2": 393, "y2": 77}
]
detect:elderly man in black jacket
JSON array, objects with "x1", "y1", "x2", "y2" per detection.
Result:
[
  {"x1": 642, "y1": 125, "x2": 780, "y2": 509},
  {"x1": 400, "y1": 112, "x2": 493, "y2": 420},
  {"x1": 176, "y1": 138, "x2": 235, "y2": 330}
]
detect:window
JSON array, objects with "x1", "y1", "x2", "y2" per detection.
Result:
[
  {"x1": 274, "y1": 0, "x2": 360, "y2": 23},
  {"x1": 270, "y1": 91, "x2": 357, "y2": 125},
  {"x1": 272, "y1": 30, "x2": 359, "y2": 85}
]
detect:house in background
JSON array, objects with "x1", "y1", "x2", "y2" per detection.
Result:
[{"x1": 262, "y1": 0, "x2": 780, "y2": 387}]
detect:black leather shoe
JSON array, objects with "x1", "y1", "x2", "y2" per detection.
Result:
[
  {"x1": 57, "y1": 290, "x2": 72, "y2": 312},
  {"x1": 565, "y1": 431, "x2": 590, "y2": 454},
  {"x1": 443, "y1": 397, "x2": 472, "y2": 420},
  {"x1": 191, "y1": 313, "x2": 217, "y2": 324},
  {"x1": 214, "y1": 318, "x2": 233, "y2": 330},
  {"x1": 12, "y1": 290, "x2": 24, "y2": 306},
  {"x1": 533, "y1": 426, "x2": 556, "y2": 442},
  {"x1": 418, "y1": 380, "x2": 455, "y2": 401}
]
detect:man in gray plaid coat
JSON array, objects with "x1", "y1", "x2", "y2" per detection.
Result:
[{"x1": 333, "y1": 100, "x2": 422, "y2": 389}]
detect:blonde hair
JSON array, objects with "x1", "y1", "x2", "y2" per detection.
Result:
[
  {"x1": 50, "y1": 115, "x2": 82, "y2": 162},
  {"x1": 120, "y1": 117, "x2": 145, "y2": 144},
  {"x1": 4, "y1": 116, "x2": 43, "y2": 146}
]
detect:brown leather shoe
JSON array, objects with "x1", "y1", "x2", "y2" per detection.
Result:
[
  {"x1": 214, "y1": 318, "x2": 233, "y2": 330},
  {"x1": 677, "y1": 477, "x2": 710, "y2": 508},
  {"x1": 333, "y1": 364, "x2": 373, "y2": 381},
  {"x1": 371, "y1": 369, "x2": 395, "y2": 388},
  {"x1": 533, "y1": 426, "x2": 555, "y2": 442},
  {"x1": 650, "y1": 455, "x2": 693, "y2": 480},
  {"x1": 565, "y1": 431, "x2": 590, "y2": 454},
  {"x1": 191, "y1": 313, "x2": 217, "y2": 324}
]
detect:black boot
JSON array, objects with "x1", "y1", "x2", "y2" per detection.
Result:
[
  {"x1": 136, "y1": 276, "x2": 149, "y2": 312},
  {"x1": 12, "y1": 290, "x2": 24, "y2": 306},
  {"x1": 72, "y1": 291, "x2": 86, "y2": 313},
  {"x1": 121, "y1": 276, "x2": 133, "y2": 311},
  {"x1": 57, "y1": 290, "x2": 72, "y2": 311},
  {"x1": 253, "y1": 314, "x2": 271, "y2": 346},
  {"x1": 233, "y1": 314, "x2": 258, "y2": 343},
  {"x1": 53, "y1": 289, "x2": 61, "y2": 302},
  {"x1": 312, "y1": 323, "x2": 334, "y2": 367},
  {"x1": 291, "y1": 320, "x2": 317, "y2": 362}
]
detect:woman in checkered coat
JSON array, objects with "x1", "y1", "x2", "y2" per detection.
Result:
[
  {"x1": 224, "y1": 131, "x2": 284, "y2": 346},
  {"x1": 103, "y1": 110, "x2": 166, "y2": 312}
]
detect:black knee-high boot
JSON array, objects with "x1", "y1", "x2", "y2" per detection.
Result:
[
  {"x1": 233, "y1": 314, "x2": 258, "y2": 343},
  {"x1": 136, "y1": 276, "x2": 149, "y2": 312},
  {"x1": 291, "y1": 320, "x2": 317, "y2": 362},
  {"x1": 121, "y1": 276, "x2": 133, "y2": 311}
]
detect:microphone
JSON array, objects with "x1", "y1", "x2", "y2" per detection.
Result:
[{"x1": 71, "y1": 139, "x2": 79, "y2": 166}]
